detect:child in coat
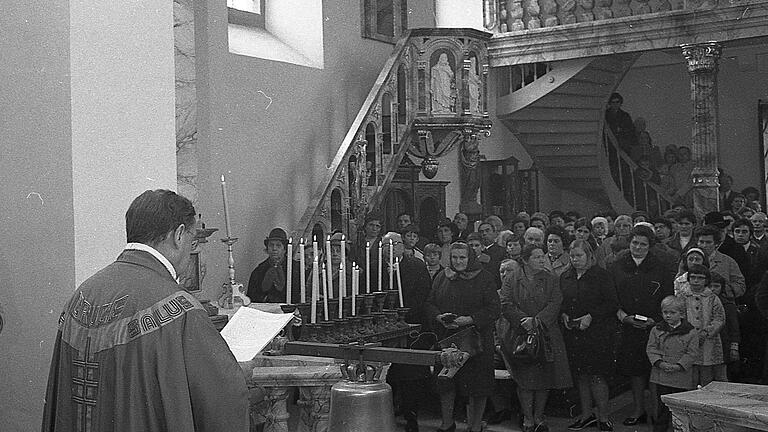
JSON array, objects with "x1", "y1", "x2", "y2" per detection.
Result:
[
  {"x1": 681, "y1": 264, "x2": 727, "y2": 385},
  {"x1": 646, "y1": 295, "x2": 699, "y2": 432}
]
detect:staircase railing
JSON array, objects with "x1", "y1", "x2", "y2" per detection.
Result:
[
  {"x1": 599, "y1": 125, "x2": 676, "y2": 215},
  {"x1": 294, "y1": 31, "x2": 416, "y2": 239}
]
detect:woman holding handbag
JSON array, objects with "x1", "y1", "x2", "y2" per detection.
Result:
[
  {"x1": 425, "y1": 242, "x2": 501, "y2": 432},
  {"x1": 560, "y1": 240, "x2": 619, "y2": 431},
  {"x1": 501, "y1": 244, "x2": 572, "y2": 432}
]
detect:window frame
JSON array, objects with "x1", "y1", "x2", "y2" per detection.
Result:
[
  {"x1": 228, "y1": 1, "x2": 265, "y2": 29},
  {"x1": 362, "y1": 0, "x2": 408, "y2": 44}
]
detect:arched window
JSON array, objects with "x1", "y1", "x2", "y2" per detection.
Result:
[
  {"x1": 330, "y1": 188, "x2": 343, "y2": 231},
  {"x1": 365, "y1": 123, "x2": 377, "y2": 186},
  {"x1": 382, "y1": 94, "x2": 392, "y2": 155}
]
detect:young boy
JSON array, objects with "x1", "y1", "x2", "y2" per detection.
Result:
[
  {"x1": 647, "y1": 295, "x2": 698, "y2": 432},
  {"x1": 681, "y1": 264, "x2": 727, "y2": 385},
  {"x1": 423, "y1": 243, "x2": 443, "y2": 282}
]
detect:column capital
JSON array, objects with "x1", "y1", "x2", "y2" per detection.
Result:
[{"x1": 681, "y1": 42, "x2": 722, "y2": 74}]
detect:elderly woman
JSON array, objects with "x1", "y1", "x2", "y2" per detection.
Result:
[
  {"x1": 609, "y1": 225, "x2": 673, "y2": 426},
  {"x1": 560, "y1": 240, "x2": 618, "y2": 431},
  {"x1": 501, "y1": 244, "x2": 572, "y2": 432},
  {"x1": 596, "y1": 215, "x2": 633, "y2": 268},
  {"x1": 574, "y1": 219, "x2": 599, "y2": 251},
  {"x1": 425, "y1": 242, "x2": 501, "y2": 432},
  {"x1": 545, "y1": 225, "x2": 571, "y2": 277},
  {"x1": 524, "y1": 227, "x2": 545, "y2": 248}
]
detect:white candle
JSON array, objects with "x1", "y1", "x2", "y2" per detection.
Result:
[
  {"x1": 286, "y1": 237, "x2": 292, "y2": 305},
  {"x1": 326, "y1": 235, "x2": 333, "y2": 299},
  {"x1": 340, "y1": 234, "x2": 347, "y2": 294},
  {"x1": 365, "y1": 241, "x2": 371, "y2": 294},
  {"x1": 339, "y1": 262, "x2": 345, "y2": 319},
  {"x1": 396, "y1": 258, "x2": 404, "y2": 308},
  {"x1": 378, "y1": 240, "x2": 383, "y2": 292},
  {"x1": 220, "y1": 175, "x2": 233, "y2": 238},
  {"x1": 388, "y1": 238, "x2": 394, "y2": 291},
  {"x1": 352, "y1": 264, "x2": 357, "y2": 316},
  {"x1": 322, "y1": 263, "x2": 329, "y2": 321},
  {"x1": 299, "y1": 238, "x2": 306, "y2": 303},
  {"x1": 311, "y1": 257, "x2": 318, "y2": 323}
]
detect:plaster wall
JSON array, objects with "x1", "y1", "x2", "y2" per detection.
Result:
[
  {"x1": 193, "y1": 0, "x2": 437, "y2": 297},
  {"x1": 0, "y1": 2, "x2": 177, "y2": 429},
  {"x1": 617, "y1": 49, "x2": 768, "y2": 194}
]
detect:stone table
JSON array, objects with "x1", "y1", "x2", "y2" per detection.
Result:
[{"x1": 662, "y1": 381, "x2": 768, "y2": 432}]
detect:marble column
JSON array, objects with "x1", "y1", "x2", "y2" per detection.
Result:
[{"x1": 682, "y1": 42, "x2": 722, "y2": 219}]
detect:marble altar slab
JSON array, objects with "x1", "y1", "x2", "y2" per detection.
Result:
[{"x1": 662, "y1": 381, "x2": 768, "y2": 431}]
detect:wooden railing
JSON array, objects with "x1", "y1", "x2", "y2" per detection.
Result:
[
  {"x1": 600, "y1": 126, "x2": 676, "y2": 215},
  {"x1": 496, "y1": 62, "x2": 552, "y2": 97}
]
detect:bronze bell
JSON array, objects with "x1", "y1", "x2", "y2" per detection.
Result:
[{"x1": 328, "y1": 363, "x2": 397, "y2": 432}]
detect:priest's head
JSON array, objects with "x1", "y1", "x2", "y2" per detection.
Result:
[{"x1": 126, "y1": 189, "x2": 197, "y2": 274}]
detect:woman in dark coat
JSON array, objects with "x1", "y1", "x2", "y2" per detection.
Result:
[
  {"x1": 425, "y1": 242, "x2": 501, "y2": 432},
  {"x1": 560, "y1": 240, "x2": 618, "y2": 431},
  {"x1": 609, "y1": 225, "x2": 673, "y2": 426},
  {"x1": 501, "y1": 244, "x2": 572, "y2": 432}
]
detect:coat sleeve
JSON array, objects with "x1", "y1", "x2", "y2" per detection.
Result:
[
  {"x1": 756, "y1": 270, "x2": 768, "y2": 319},
  {"x1": 500, "y1": 273, "x2": 527, "y2": 329},
  {"x1": 535, "y1": 276, "x2": 563, "y2": 327},
  {"x1": 469, "y1": 272, "x2": 501, "y2": 331},
  {"x1": 728, "y1": 259, "x2": 746, "y2": 298},
  {"x1": 424, "y1": 273, "x2": 444, "y2": 327},
  {"x1": 677, "y1": 333, "x2": 699, "y2": 370},
  {"x1": 707, "y1": 296, "x2": 726, "y2": 336},
  {"x1": 409, "y1": 261, "x2": 434, "y2": 327},
  {"x1": 646, "y1": 329, "x2": 663, "y2": 366},
  {"x1": 181, "y1": 310, "x2": 250, "y2": 432}
]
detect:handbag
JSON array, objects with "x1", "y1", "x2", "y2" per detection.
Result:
[{"x1": 507, "y1": 319, "x2": 554, "y2": 364}]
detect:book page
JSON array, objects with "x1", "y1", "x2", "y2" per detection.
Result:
[{"x1": 220, "y1": 307, "x2": 294, "y2": 362}]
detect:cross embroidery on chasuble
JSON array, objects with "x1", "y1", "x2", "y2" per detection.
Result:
[{"x1": 71, "y1": 337, "x2": 99, "y2": 432}]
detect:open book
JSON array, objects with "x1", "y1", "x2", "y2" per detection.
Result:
[{"x1": 220, "y1": 307, "x2": 295, "y2": 362}]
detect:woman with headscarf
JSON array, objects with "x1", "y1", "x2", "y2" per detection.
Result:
[
  {"x1": 425, "y1": 242, "x2": 501, "y2": 432},
  {"x1": 560, "y1": 240, "x2": 618, "y2": 431},
  {"x1": 674, "y1": 248, "x2": 710, "y2": 295},
  {"x1": 501, "y1": 244, "x2": 572, "y2": 432}
]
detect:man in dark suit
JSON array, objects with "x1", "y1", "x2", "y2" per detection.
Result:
[{"x1": 479, "y1": 222, "x2": 506, "y2": 288}]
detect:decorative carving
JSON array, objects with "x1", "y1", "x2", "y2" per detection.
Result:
[
  {"x1": 576, "y1": 0, "x2": 595, "y2": 21},
  {"x1": 421, "y1": 157, "x2": 440, "y2": 179},
  {"x1": 468, "y1": 56, "x2": 482, "y2": 114},
  {"x1": 458, "y1": 129, "x2": 483, "y2": 215},
  {"x1": 594, "y1": 0, "x2": 613, "y2": 19},
  {"x1": 409, "y1": 129, "x2": 464, "y2": 159},
  {"x1": 430, "y1": 52, "x2": 456, "y2": 114},
  {"x1": 557, "y1": 0, "x2": 578, "y2": 24},
  {"x1": 523, "y1": 0, "x2": 542, "y2": 28},
  {"x1": 682, "y1": 42, "x2": 722, "y2": 73},
  {"x1": 508, "y1": 0, "x2": 526, "y2": 29},
  {"x1": 540, "y1": 0, "x2": 560, "y2": 26}
]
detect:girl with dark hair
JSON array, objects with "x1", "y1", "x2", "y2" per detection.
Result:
[
  {"x1": 501, "y1": 244, "x2": 572, "y2": 432},
  {"x1": 425, "y1": 242, "x2": 501, "y2": 432}
]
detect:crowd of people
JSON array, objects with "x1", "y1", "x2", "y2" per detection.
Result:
[{"x1": 249, "y1": 203, "x2": 768, "y2": 432}]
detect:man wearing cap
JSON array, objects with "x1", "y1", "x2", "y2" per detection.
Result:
[
  {"x1": 380, "y1": 231, "x2": 432, "y2": 432},
  {"x1": 247, "y1": 227, "x2": 290, "y2": 302},
  {"x1": 42, "y1": 190, "x2": 249, "y2": 432}
]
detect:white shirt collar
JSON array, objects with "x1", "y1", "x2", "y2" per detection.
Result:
[
  {"x1": 124, "y1": 243, "x2": 178, "y2": 281},
  {"x1": 632, "y1": 256, "x2": 645, "y2": 266}
]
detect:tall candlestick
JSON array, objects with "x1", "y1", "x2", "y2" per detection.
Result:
[
  {"x1": 365, "y1": 241, "x2": 371, "y2": 294},
  {"x1": 338, "y1": 262, "x2": 345, "y2": 319},
  {"x1": 322, "y1": 263, "x2": 329, "y2": 321},
  {"x1": 388, "y1": 238, "x2": 394, "y2": 291},
  {"x1": 220, "y1": 175, "x2": 232, "y2": 238},
  {"x1": 326, "y1": 235, "x2": 333, "y2": 299},
  {"x1": 313, "y1": 236, "x2": 319, "y2": 266},
  {"x1": 396, "y1": 258, "x2": 404, "y2": 308},
  {"x1": 377, "y1": 240, "x2": 383, "y2": 292},
  {"x1": 286, "y1": 237, "x2": 292, "y2": 305},
  {"x1": 340, "y1": 234, "x2": 347, "y2": 294},
  {"x1": 352, "y1": 264, "x2": 357, "y2": 316},
  {"x1": 311, "y1": 257, "x2": 318, "y2": 323},
  {"x1": 299, "y1": 238, "x2": 306, "y2": 303}
]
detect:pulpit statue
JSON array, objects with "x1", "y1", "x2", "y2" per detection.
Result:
[
  {"x1": 431, "y1": 53, "x2": 456, "y2": 114},
  {"x1": 468, "y1": 57, "x2": 482, "y2": 114},
  {"x1": 458, "y1": 134, "x2": 482, "y2": 215}
]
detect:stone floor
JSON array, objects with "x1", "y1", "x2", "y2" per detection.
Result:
[{"x1": 395, "y1": 391, "x2": 656, "y2": 432}]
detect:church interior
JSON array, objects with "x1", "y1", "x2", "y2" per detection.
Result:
[{"x1": 3, "y1": 0, "x2": 768, "y2": 430}]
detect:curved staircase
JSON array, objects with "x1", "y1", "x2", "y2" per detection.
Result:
[{"x1": 495, "y1": 52, "x2": 671, "y2": 211}]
